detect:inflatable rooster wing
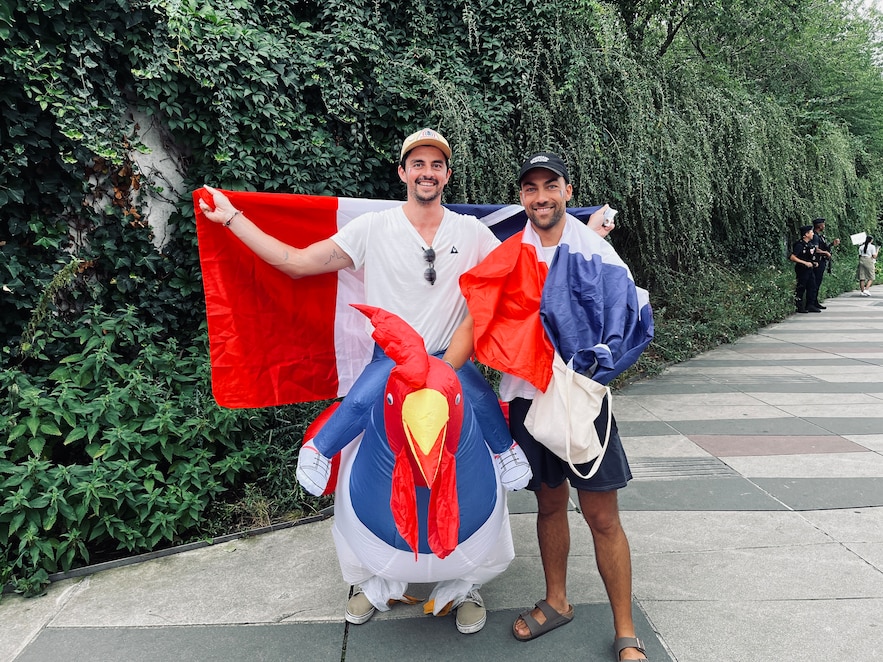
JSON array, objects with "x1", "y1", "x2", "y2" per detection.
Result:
[{"x1": 296, "y1": 304, "x2": 527, "y2": 616}]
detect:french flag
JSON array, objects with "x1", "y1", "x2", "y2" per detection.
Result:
[
  {"x1": 193, "y1": 190, "x2": 602, "y2": 409},
  {"x1": 461, "y1": 214, "x2": 654, "y2": 392}
]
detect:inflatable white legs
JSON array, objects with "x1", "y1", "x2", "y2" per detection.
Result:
[{"x1": 331, "y1": 435, "x2": 515, "y2": 614}]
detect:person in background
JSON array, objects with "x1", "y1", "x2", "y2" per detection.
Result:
[
  {"x1": 789, "y1": 225, "x2": 822, "y2": 313},
  {"x1": 858, "y1": 235, "x2": 878, "y2": 296},
  {"x1": 809, "y1": 217, "x2": 839, "y2": 309}
]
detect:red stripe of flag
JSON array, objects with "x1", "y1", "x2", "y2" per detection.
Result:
[{"x1": 194, "y1": 190, "x2": 341, "y2": 407}]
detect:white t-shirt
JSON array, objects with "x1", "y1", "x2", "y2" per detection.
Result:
[
  {"x1": 332, "y1": 205, "x2": 500, "y2": 354},
  {"x1": 860, "y1": 243, "x2": 877, "y2": 258}
]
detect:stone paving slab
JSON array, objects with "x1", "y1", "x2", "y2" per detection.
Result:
[
  {"x1": 623, "y1": 380, "x2": 883, "y2": 395},
  {"x1": 612, "y1": 421, "x2": 682, "y2": 436},
  {"x1": 634, "y1": 542, "x2": 883, "y2": 601},
  {"x1": 689, "y1": 434, "x2": 867, "y2": 456},
  {"x1": 846, "y1": 542, "x2": 883, "y2": 572},
  {"x1": 662, "y1": 365, "x2": 822, "y2": 376},
  {"x1": 624, "y1": 403, "x2": 794, "y2": 421},
  {"x1": 802, "y1": 416, "x2": 883, "y2": 434},
  {"x1": 617, "y1": 392, "x2": 770, "y2": 408},
  {"x1": 846, "y1": 433, "x2": 883, "y2": 451},
  {"x1": 620, "y1": 435, "x2": 713, "y2": 458},
  {"x1": 801, "y1": 506, "x2": 883, "y2": 542},
  {"x1": 49, "y1": 520, "x2": 346, "y2": 628},
  {"x1": 749, "y1": 477, "x2": 883, "y2": 509},
  {"x1": 622, "y1": 510, "x2": 834, "y2": 554},
  {"x1": 643, "y1": 598, "x2": 883, "y2": 662},
  {"x1": 779, "y1": 404, "x2": 883, "y2": 418},
  {"x1": 656, "y1": 418, "x2": 833, "y2": 436},
  {"x1": 814, "y1": 372, "x2": 883, "y2": 384},
  {"x1": 724, "y1": 452, "x2": 883, "y2": 478},
  {"x1": 683, "y1": 357, "x2": 883, "y2": 366},
  {"x1": 0, "y1": 582, "x2": 78, "y2": 662},
  {"x1": 739, "y1": 391, "x2": 883, "y2": 405},
  {"x1": 618, "y1": 477, "x2": 786, "y2": 511},
  {"x1": 15, "y1": 623, "x2": 346, "y2": 662},
  {"x1": 620, "y1": 381, "x2": 742, "y2": 396}
]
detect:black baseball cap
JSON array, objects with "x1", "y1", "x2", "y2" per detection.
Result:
[
  {"x1": 800, "y1": 225, "x2": 813, "y2": 234},
  {"x1": 518, "y1": 152, "x2": 570, "y2": 184},
  {"x1": 813, "y1": 217, "x2": 826, "y2": 227}
]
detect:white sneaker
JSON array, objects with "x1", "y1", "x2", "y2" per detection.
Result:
[
  {"x1": 295, "y1": 440, "x2": 331, "y2": 496},
  {"x1": 494, "y1": 443, "x2": 532, "y2": 491},
  {"x1": 345, "y1": 590, "x2": 375, "y2": 625},
  {"x1": 862, "y1": 290, "x2": 871, "y2": 297},
  {"x1": 455, "y1": 589, "x2": 486, "y2": 634}
]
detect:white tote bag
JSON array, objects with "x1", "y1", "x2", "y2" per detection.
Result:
[{"x1": 524, "y1": 352, "x2": 612, "y2": 480}]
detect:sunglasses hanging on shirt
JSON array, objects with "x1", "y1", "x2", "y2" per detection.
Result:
[{"x1": 423, "y1": 247, "x2": 436, "y2": 285}]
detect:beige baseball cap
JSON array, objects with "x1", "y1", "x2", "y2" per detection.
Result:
[{"x1": 400, "y1": 128, "x2": 452, "y2": 161}]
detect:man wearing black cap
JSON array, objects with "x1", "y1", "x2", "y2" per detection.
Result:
[
  {"x1": 461, "y1": 152, "x2": 652, "y2": 661},
  {"x1": 809, "y1": 217, "x2": 839, "y2": 309},
  {"x1": 790, "y1": 225, "x2": 822, "y2": 313}
]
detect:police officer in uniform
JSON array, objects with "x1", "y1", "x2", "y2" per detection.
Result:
[
  {"x1": 790, "y1": 225, "x2": 822, "y2": 313},
  {"x1": 809, "y1": 217, "x2": 839, "y2": 309}
]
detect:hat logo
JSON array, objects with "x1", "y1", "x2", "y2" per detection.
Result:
[{"x1": 530, "y1": 155, "x2": 550, "y2": 164}]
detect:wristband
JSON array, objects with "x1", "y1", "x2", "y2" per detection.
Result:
[{"x1": 224, "y1": 210, "x2": 241, "y2": 227}]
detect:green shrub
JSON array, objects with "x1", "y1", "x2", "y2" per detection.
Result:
[
  {"x1": 0, "y1": 304, "x2": 272, "y2": 596},
  {"x1": 618, "y1": 263, "x2": 806, "y2": 384}
]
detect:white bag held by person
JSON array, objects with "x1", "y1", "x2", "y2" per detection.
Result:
[{"x1": 524, "y1": 352, "x2": 612, "y2": 480}]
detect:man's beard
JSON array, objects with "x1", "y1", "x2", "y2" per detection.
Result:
[
  {"x1": 411, "y1": 178, "x2": 442, "y2": 203},
  {"x1": 527, "y1": 205, "x2": 566, "y2": 231}
]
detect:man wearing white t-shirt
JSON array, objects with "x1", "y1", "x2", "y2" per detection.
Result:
[{"x1": 199, "y1": 128, "x2": 530, "y2": 634}]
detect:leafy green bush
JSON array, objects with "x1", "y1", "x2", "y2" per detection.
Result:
[
  {"x1": 621, "y1": 263, "x2": 804, "y2": 381},
  {"x1": 617, "y1": 250, "x2": 862, "y2": 385},
  {"x1": 0, "y1": 304, "x2": 272, "y2": 596},
  {"x1": 199, "y1": 401, "x2": 335, "y2": 537}
]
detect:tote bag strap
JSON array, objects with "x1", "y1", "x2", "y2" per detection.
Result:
[{"x1": 564, "y1": 370, "x2": 613, "y2": 480}]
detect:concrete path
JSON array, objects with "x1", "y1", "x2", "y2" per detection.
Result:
[{"x1": 3, "y1": 287, "x2": 882, "y2": 661}]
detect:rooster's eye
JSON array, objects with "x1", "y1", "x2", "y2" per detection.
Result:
[
  {"x1": 386, "y1": 393, "x2": 394, "y2": 405},
  {"x1": 455, "y1": 393, "x2": 461, "y2": 405}
]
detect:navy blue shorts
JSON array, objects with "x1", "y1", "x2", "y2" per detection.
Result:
[{"x1": 509, "y1": 397, "x2": 632, "y2": 492}]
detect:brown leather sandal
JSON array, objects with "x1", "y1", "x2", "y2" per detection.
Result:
[
  {"x1": 512, "y1": 599, "x2": 574, "y2": 641},
  {"x1": 613, "y1": 636, "x2": 649, "y2": 660}
]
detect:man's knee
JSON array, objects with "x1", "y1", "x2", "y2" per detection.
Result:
[{"x1": 578, "y1": 490, "x2": 623, "y2": 533}]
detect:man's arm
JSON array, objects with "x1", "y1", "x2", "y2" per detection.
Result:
[
  {"x1": 199, "y1": 185, "x2": 354, "y2": 278},
  {"x1": 789, "y1": 253, "x2": 812, "y2": 267},
  {"x1": 586, "y1": 204, "x2": 613, "y2": 237},
  {"x1": 442, "y1": 312, "x2": 475, "y2": 370}
]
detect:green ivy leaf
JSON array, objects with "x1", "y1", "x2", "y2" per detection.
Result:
[{"x1": 26, "y1": 436, "x2": 45, "y2": 459}]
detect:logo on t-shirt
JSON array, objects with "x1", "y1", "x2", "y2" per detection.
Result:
[{"x1": 450, "y1": 246, "x2": 459, "y2": 254}]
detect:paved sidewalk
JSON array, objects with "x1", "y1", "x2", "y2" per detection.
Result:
[{"x1": 3, "y1": 287, "x2": 883, "y2": 661}]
